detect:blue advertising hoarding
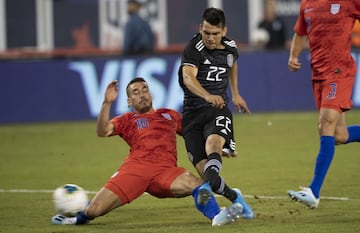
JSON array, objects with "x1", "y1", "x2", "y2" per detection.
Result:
[{"x1": 1, "y1": 51, "x2": 359, "y2": 124}]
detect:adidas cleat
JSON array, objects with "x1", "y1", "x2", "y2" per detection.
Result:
[{"x1": 288, "y1": 186, "x2": 320, "y2": 209}]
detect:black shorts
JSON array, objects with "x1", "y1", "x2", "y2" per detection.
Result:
[{"x1": 182, "y1": 107, "x2": 236, "y2": 166}]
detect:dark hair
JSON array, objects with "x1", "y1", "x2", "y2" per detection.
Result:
[
  {"x1": 126, "y1": 77, "x2": 147, "y2": 97},
  {"x1": 202, "y1": 7, "x2": 226, "y2": 28}
]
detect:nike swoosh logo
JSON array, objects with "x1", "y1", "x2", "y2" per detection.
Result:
[{"x1": 304, "y1": 8, "x2": 313, "y2": 13}]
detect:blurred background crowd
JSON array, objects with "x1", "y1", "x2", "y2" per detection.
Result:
[
  {"x1": 0, "y1": 0, "x2": 299, "y2": 59},
  {"x1": 1, "y1": 0, "x2": 359, "y2": 59}
]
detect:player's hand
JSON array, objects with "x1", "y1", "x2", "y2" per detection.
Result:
[
  {"x1": 104, "y1": 80, "x2": 119, "y2": 103},
  {"x1": 205, "y1": 94, "x2": 226, "y2": 109},
  {"x1": 232, "y1": 94, "x2": 251, "y2": 114},
  {"x1": 288, "y1": 57, "x2": 301, "y2": 72},
  {"x1": 222, "y1": 148, "x2": 238, "y2": 158}
]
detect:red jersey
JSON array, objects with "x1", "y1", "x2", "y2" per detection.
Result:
[
  {"x1": 110, "y1": 108, "x2": 182, "y2": 165},
  {"x1": 294, "y1": 0, "x2": 360, "y2": 80}
]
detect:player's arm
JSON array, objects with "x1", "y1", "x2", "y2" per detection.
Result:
[
  {"x1": 229, "y1": 62, "x2": 250, "y2": 113},
  {"x1": 182, "y1": 65, "x2": 225, "y2": 108},
  {"x1": 96, "y1": 81, "x2": 118, "y2": 137},
  {"x1": 288, "y1": 33, "x2": 307, "y2": 72}
]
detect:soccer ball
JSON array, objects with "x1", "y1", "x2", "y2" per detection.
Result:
[{"x1": 53, "y1": 184, "x2": 89, "y2": 217}]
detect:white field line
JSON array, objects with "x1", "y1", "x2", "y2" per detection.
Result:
[{"x1": 0, "y1": 189, "x2": 355, "y2": 201}]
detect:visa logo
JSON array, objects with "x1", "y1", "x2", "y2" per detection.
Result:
[{"x1": 69, "y1": 58, "x2": 183, "y2": 117}]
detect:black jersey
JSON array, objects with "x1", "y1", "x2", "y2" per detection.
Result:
[{"x1": 178, "y1": 33, "x2": 239, "y2": 113}]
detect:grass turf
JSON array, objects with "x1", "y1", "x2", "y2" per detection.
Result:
[{"x1": 0, "y1": 110, "x2": 359, "y2": 233}]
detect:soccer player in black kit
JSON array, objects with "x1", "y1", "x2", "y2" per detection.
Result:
[{"x1": 178, "y1": 7, "x2": 254, "y2": 220}]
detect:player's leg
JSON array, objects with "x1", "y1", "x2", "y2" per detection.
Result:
[
  {"x1": 289, "y1": 80, "x2": 343, "y2": 208},
  {"x1": 310, "y1": 78, "x2": 359, "y2": 200},
  {"x1": 52, "y1": 161, "x2": 149, "y2": 225},
  {"x1": 334, "y1": 112, "x2": 350, "y2": 144},
  {"x1": 194, "y1": 182, "x2": 244, "y2": 226},
  {"x1": 79, "y1": 187, "x2": 123, "y2": 224},
  {"x1": 341, "y1": 77, "x2": 360, "y2": 143},
  {"x1": 203, "y1": 108, "x2": 237, "y2": 198},
  {"x1": 182, "y1": 110, "x2": 209, "y2": 179},
  {"x1": 203, "y1": 108, "x2": 254, "y2": 219},
  {"x1": 346, "y1": 125, "x2": 360, "y2": 143},
  {"x1": 182, "y1": 110, "x2": 252, "y2": 220},
  {"x1": 168, "y1": 170, "x2": 202, "y2": 197},
  {"x1": 204, "y1": 133, "x2": 234, "y2": 198},
  {"x1": 150, "y1": 167, "x2": 242, "y2": 226},
  {"x1": 335, "y1": 112, "x2": 360, "y2": 144},
  {"x1": 202, "y1": 108, "x2": 235, "y2": 199},
  {"x1": 204, "y1": 134, "x2": 254, "y2": 219},
  {"x1": 52, "y1": 187, "x2": 122, "y2": 225},
  {"x1": 194, "y1": 159, "x2": 207, "y2": 180},
  {"x1": 148, "y1": 167, "x2": 220, "y2": 221},
  {"x1": 310, "y1": 108, "x2": 339, "y2": 196},
  {"x1": 182, "y1": 129, "x2": 224, "y2": 217},
  {"x1": 333, "y1": 76, "x2": 360, "y2": 144},
  {"x1": 175, "y1": 171, "x2": 221, "y2": 220},
  {"x1": 288, "y1": 108, "x2": 338, "y2": 208}
]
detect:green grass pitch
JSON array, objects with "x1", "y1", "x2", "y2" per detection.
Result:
[{"x1": 0, "y1": 110, "x2": 359, "y2": 233}]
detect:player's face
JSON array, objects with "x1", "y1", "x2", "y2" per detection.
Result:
[
  {"x1": 199, "y1": 21, "x2": 227, "y2": 50},
  {"x1": 127, "y1": 81, "x2": 153, "y2": 113}
]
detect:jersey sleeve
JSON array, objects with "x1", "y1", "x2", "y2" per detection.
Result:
[
  {"x1": 110, "y1": 113, "x2": 133, "y2": 137},
  {"x1": 181, "y1": 36, "x2": 202, "y2": 67},
  {"x1": 294, "y1": 1, "x2": 307, "y2": 36},
  {"x1": 227, "y1": 39, "x2": 239, "y2": 61}
]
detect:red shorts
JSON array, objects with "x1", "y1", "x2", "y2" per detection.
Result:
[
  {"x1": 104, "y1": 159, "x2": 186, "y2": 205},
  {"x1": 312, "y1": 77, "x2": 354, "y2": 113}
]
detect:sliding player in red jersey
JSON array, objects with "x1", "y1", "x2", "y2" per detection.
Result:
[
  {"x1": 51, "y1": 78, "x2": 242, "y2": 226},
  {"x1": 288, "y1": 0, "x2": 360, "y2": 208}
]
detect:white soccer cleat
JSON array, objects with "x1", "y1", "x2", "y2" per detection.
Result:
[
  {"x1": 51, "y1": 214, "x2": 77, "y2": 225},
  {"x1": 288, "y1": 186, "x2": 320, "y2": 209},
  {"x1": 212, "y1": 203, "x2": 243, "y2": 226}
]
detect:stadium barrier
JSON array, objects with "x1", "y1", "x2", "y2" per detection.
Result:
[{"x1": 1, "y1": 50, "x2": 359, "y2": 124}]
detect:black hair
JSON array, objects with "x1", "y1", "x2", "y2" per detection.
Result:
[
  {"x1": 126, "y1": 77, "x2": 147, "y2": 97},
  {"x1": 202, "y1": 7, "x2": 226, "y2": 28}
]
